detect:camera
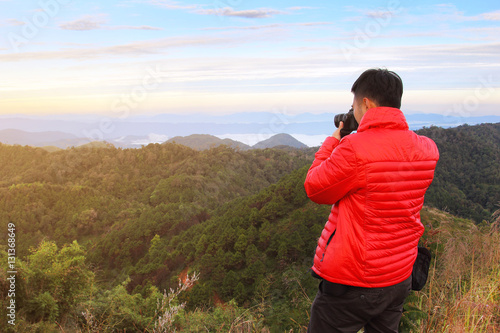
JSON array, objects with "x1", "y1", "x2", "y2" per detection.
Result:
[{"x1": 334, "y1": 107, "x2": 359, "y2": 137}]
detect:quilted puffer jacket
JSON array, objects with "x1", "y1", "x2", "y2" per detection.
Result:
[{"x1": 304, "y1": 107, "x2": 439, "y2": 288}]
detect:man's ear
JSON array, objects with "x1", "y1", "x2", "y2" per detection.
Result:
[{"x1": 363, "y1": 97, "x2": 378, "y2": 110}]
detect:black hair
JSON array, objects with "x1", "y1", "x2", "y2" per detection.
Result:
[{"x1": 351, "y1": 68, "x2": 403, "y2": 108}]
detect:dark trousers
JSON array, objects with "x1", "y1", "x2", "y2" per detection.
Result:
[{"x1": 307, "y1": 276, "x2": 412, "y2": 333}]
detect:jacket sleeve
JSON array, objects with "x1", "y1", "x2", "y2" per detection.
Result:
[{"x1": 304, "y1": 136, "x2": 359, "y2": 205}]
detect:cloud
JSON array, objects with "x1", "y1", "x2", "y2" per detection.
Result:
[
  {"x1": 287, "y1": 6, "x2": 319, "y2": 11},
  {"x1": 203, "y1": 24, "x2": 282, "y2": 31},
  {"x1": 0, "y1": 36, "x2": 237, "y2": 61},
  {"x1": 110, "y1": 25, "x2": 162, "y2": 30},
  {"x1": 477, "y1": 10, "x2": 500, "y2": 21},
  {"x1": 128, "y1": 1, "x2": 286, "y2": 19},
  {"x1": 4, "y1": 19, "x2": 26, "y2": 26},
  {"x1": 59, "y1": 14, "x2": 162, "y2": 31},
  {"x1": 365, "y1": 10, "x2": 395, "y2": 19},
  {"x1": 342, "y1": 6, "x2": 401, "y2": 22},
  {"x1": 196, "y1": 7, "x2": 285, "y2": 19},
  {"x1": 60, "y1": 15, "x2": 107, "y2": 31},
  {"x1": 344, "y1": 4, "x2": 500, "y2": 29},
  {"x1": 433, "y1": 3, "x2": 464, "y2": 16},
  {"x1": 402, "y1": 5, "x2": 500, "y2": 23},
  {"x1": 127, "y1": 0, "x2": 198, "y2": 10},
  {"x1": 434, "y1": 7, "x2": 500, "y2": 22},
  {"x1": 298, "y1": 22, "x2": 332, "y2": 27},
  {"x1": 203, "y1": 22, "x2": 332, "y2": 31}
]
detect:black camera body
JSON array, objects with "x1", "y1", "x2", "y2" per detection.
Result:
[{"x1": 334, "y1": 108, "x2": 359, "y2": 137}]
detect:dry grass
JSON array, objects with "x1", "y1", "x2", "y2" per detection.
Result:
[{"x1": 416, "y1": 208, "x2": 500, "y2": 333}]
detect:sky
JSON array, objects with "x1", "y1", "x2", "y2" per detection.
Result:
[{"x1": 0, "y1": 0, "x2": 499, "y2": 118}]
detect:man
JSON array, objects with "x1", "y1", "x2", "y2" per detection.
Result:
[{"x1": 304, "y1": 68, "x2": 439, "y2": 332}]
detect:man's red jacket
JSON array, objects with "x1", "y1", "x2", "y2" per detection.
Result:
[{"x1": 304, "y1": 107, "x2": 439, "y2": 288}]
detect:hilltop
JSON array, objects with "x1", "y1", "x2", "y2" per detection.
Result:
[
  {"x1": 166, "y1": 134, "x2": 251, "y2": 150},
  {"x1": 252, "y1": 133, "x2": 308, "y2": 149}
]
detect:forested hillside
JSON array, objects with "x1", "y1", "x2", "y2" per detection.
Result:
[
  {"x1": 0, "y1": 143, "x2": 314, "y2": 262},
  {"x1": 1, "y1": 123, "x2": 499, "y2": 332},
  {"x1": 417, "y1": 123, "x2": 500, "y2": 222}
]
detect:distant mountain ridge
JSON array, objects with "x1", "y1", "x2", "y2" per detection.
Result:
[
  {"x1": 0, "y1": 112, "x2": 498, "y2": 148},
  {"x1": 167, "y1": 134, "x2": 251, "y2": 150},
  {"x1": 167, "y1": 133, "x2": 308, "y2": 150},
  {"x1": 0, "y1": 129, "x2": 84, "y2": 148},
  {"x1": 0, "y1": 130, "x2": 309, "y2": 151}
]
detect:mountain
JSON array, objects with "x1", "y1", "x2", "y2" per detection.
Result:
[
  {"x1": 0, "y1": 129, "x2": 84, "y2": 147},
  {"x1": 166, "y1": 134, "x2": 251, "y2": 150},
  {"x1": 252, "y1": 133, "x2": 308, "y2": 149}
]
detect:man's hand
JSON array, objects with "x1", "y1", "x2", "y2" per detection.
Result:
[{"x1": 332, "y1": 121, "x2": 344, "y2": 141}]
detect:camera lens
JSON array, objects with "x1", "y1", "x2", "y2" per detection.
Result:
[{"x1": 334, "y1": 114, "x2": 344, "y2": 128}]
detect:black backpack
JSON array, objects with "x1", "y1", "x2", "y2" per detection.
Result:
[{"x1": 411, "y1": 246, "x2": 432, "y2": 291}]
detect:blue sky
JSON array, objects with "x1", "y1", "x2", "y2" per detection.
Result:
[{"x1": 0, "y1": 0, "x2": 499, "y2": 117}]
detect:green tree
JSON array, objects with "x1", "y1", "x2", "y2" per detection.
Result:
[{"x1": 25, "y1": 240, "x2": 94, "y2": 323}]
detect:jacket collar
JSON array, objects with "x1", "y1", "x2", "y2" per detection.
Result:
[{"x1": 357, "y1": 107, "x2": 409, "y2": 132}]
